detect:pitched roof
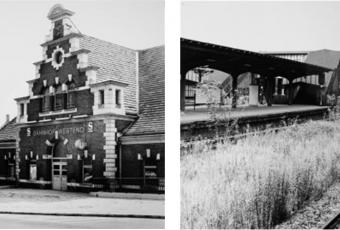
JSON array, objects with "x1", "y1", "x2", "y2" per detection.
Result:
[
  {"x1": 79, "y1": 35, "x2": 138, "y2": 113},
  {"x1": 124, "y1": 46, "x2": 165, "y2": 136},
  {"x1": 305, "y1": 49, "x2": 340, "y2": 70},
  {"x1": 0, "y1": 118, "x2": 17, "y2": 142}
]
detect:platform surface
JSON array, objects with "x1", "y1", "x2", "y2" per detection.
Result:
[{"x1": 181, "y1": 104, "x2": 328, "y2": 125}]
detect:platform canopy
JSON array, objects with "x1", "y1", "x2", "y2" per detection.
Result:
[{"x1": 181, "y1": 38, "x2": 332, "y2": 79}]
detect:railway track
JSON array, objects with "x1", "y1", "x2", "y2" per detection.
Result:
[{"x1": 323, "y1": 212, "x2": 340, "y2": 229}]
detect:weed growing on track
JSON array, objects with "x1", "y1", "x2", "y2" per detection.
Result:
[{"x1": 181, "y1": 120, "x2": 340, "y2": 229}]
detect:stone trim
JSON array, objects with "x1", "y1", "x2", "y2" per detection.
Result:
[
  {"x1": 15, "y1": 128, "x2": 21, "y2": 183},
  {"x1": 51, "y1": 46, "x2": 65, "y2": 70},
  {"x1": 38, "y1": 108, "x2": 77, "y2": 117},
  {"x1": 19, "y1": 179, "x2": 52, "y2": 185},
  {"x1": 91, "y1": 83, "x2": 126, "y2": 116},
  {"x1": 103, "y1": 119, "x2": 118, "y2": 179}
]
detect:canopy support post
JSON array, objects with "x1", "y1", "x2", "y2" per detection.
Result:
[{"x1": 231, "y1": 73, "x2": 238, "y2": 109}]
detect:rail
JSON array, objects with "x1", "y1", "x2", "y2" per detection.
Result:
[{"x1": 323, "y1": 212, "x2": 340, "y2": 229}]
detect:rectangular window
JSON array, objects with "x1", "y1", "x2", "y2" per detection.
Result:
[
  {"x1": 20, "y1": 103, "x2": 25, "y2": 117},
  {"x1": 115, "y1": 89, "x2": 121, "y2": 107},
  {"x1": 42, "y1": 96, "x2": 51, "y2": 112},
  {"x1": 55, "y1": 93, "x2": 64, "y2": 111},
  {"x1": 99, "y1": 90, "x2": 105, "y2": 106},
  {"x1": 66, "y1": 92, "x2": 75, "y2": 109}
]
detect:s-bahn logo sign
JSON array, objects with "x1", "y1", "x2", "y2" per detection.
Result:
[{"x1": 26, "y1": 122, "x2": 94, "y2": 137}]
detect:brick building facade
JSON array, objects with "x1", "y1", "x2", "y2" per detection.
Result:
[{"x1": 0, "y1": 4, "x2": 164, "y2": 192}]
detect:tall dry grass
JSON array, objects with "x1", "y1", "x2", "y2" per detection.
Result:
[{"x1": 181, "y1": 120, "x2": 340, "y2": 229}]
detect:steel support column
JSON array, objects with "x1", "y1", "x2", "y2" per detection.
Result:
[
  {"x1": 288, "y1": 80, "x2": 293, "y2": 105},
  {"x1": 231, "y1": 74, "x2": 238, "y2": 109},
  {"x1": 266, "y1": 76, "x2": 274, "y2": 107},
  {"x1": 180, "y1": 73, "x2": 185, "y2": 111}
]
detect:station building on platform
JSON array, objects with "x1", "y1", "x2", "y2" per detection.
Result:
[
  {"x1": 0, "y1": 5, "x2": 164, "y2": 192},
  {"x1": 181, "y1": 38, "x2": 339, "y2": 140}
]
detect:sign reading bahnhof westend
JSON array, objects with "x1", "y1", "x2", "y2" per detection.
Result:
[{"x1": 27, "y1": 122, "x2": 95, "y2": 137}]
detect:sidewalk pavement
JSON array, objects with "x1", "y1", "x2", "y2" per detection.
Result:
[{"x1": 0, "y1": 189, "x2": 164, "y2": 219}]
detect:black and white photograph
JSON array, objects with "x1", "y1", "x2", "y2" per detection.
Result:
[
  {"x1": 181, "y1": 1, "x2": 340, "y2": 229},
  {"x1": 0, "y1": 0, "x2": 164, "y2": 228}
]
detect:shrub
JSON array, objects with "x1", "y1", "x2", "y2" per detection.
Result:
[{"x1": 181, "y1": 120, "x2": 340, "y2": 229}]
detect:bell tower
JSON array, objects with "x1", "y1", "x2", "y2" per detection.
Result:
[{"x1": 46, "y1": 4, "x2": 80, "y2": 41}]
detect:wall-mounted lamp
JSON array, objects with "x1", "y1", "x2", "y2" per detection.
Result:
[
  {"x1": 146, "y1": 149, "x2": 151, "y2": 158},
  {"x1": 36, "y1": 155, "x2": 39, "y2": 160},
  {"x1": 84, "y1": 149, "x2": 88, "y2": 158},
  {"x1": 137, "y1": 153, "x2": 143, "y2": 160},
  {"x1": 92, "y1": 154, "x2": 95, "y2": 161},
  {"x1": 25, "y1": 155, "x2": 28, "y2": 160},
  {"x1": 13, "y1": 155, "x2": 16, "y2": 160},
  {"x1": 30, "y1": 151, "x2": 33, "y2": 158},
  {"x1": 77, "y1": 154, "x2": 81, "y2": 160},
  {"x1": 156, "y1": 153, "x2": 161, "y2": 161},
  {"x1": 4, "y1": 155, "x2": 7, "y2": 160}
]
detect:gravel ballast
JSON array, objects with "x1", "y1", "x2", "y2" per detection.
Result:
[{"x1": 275, "y1": 182, "x2": 340, "y2": 229}]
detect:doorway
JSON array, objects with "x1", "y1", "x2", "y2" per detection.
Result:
[{"x1": 52, "y1": 160, "x2": 67, "y2": 190}]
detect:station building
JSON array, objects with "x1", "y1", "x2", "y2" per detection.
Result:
[{"x1": 0, "y1": 5, "x2": 164, "y2": 192}]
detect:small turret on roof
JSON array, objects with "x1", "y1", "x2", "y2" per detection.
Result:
[{"x1": 47, "y1": 4, "x2": 74, "y2": 21}]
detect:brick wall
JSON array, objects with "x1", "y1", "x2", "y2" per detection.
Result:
[
  {"x1": 18, "y1": 120, "x2": 106, "y2": 183},
  {"x1": 32, "y1": 56, "x2": 87, "y2": 96},
  {"x1": 27, "y1": 90, "x2": 94, "y2": 121},
  {"x1": 46, "y1": 39, "x2": 70, "y2": 59},
  {"x1": 0, "y1": 148, "x2": 16, "y2": 177},
  {"x1": 120, "y1": 143, "x2": 164, "y2": 188}
]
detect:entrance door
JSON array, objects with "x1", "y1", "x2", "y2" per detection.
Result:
[{"x1": 52, "y1": 160, "x2": 67, "y2": 190}]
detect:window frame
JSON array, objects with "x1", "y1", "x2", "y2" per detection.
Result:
[
  {"x1": 115, "y1": 89, "x2": 121, "y2": 107},
  {"x1": 99, "y1": 89, "x2": 105, "y2": 106}
]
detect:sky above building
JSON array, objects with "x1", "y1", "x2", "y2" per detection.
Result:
[
  {"x1": 0, "y1": 0, "x2": 164, "y2": 125},
  {"x1": 182, "y1": 1, "x2": 340, "y2": 52}
]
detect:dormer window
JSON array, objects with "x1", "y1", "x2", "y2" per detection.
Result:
[
  {"x1": 15, "y1": 98, "x2": 29, "y2": 123},
  {"x1": 90, "y1": 80, "x2": 128, "y2": 116}
]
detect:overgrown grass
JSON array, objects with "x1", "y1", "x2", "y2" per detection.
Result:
[{"x1": 181, "y1": 120, "x2": 340, "y2": 229}]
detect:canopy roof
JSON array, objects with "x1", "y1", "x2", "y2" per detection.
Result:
[{"x1": 181, "y1": 38, "x2": 332, "y2": 80}]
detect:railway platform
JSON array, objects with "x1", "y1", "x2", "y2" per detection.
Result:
[{"x1": 181, "y1": 104, "x2": 329, "y2": 140}]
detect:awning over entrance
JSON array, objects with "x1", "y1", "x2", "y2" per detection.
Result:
[{"x1": 181, "y1": 38, "x2": 333, "y2": 110}]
